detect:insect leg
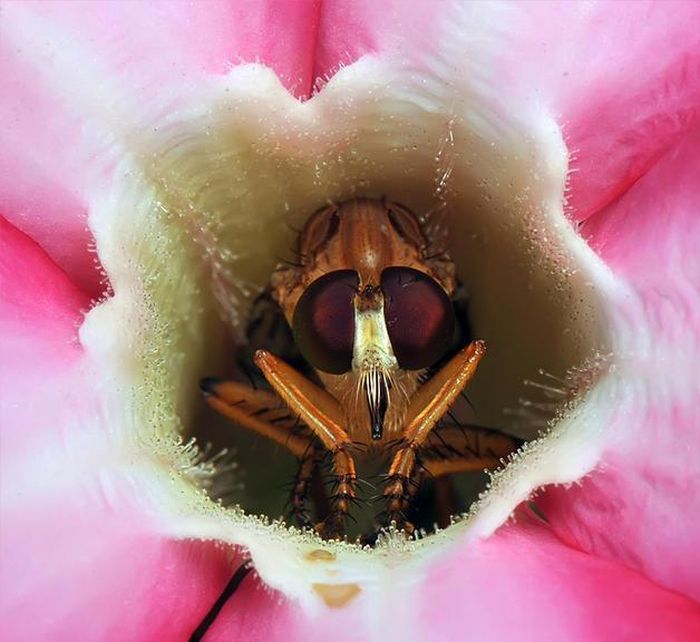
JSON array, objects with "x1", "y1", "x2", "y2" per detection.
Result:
[
  {"x1": 200, "y1": 378, "x2": 311, "y2": 458},
  {"x1": 425, "y1": 422, "x2": 521, "y2": 468},
  {"x1": 421, "y1": 455, "x2": 502, "y2": 477},
  {"x1": 421, "y1": 420, "x2": 522, "y2": 479},
  {"x1": 383, "y1": 340, "x2": 486, "y2": 531},
  {"x1": 254, "y1": 350, "x2": 357, "y2": 537},
  {"x1": 289, "y1": 442, "x2": 321, "y2": 528}
]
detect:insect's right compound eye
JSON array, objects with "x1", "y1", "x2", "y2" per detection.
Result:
[
  {"x1": 381, "y1": 266, "x2": 455, "y2": 370},
  {"x1": 292, "y1": 270, "x2": 359, "y2": 374}
]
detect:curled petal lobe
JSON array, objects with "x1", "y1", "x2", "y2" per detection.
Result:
[
  {"x1": 540, "y1": 127, "x2": 700, "y2": 601},
  {"x1": 0, "y1": 215, "x2": 89, "y2": 453},
  {"x1": 0, "y1": 219, "x2": 295, "y2": 641},
  {"x1": 0, "y1": 0, "x2": 252, "y2": 296},
  {"x1": 0, "y1": 0, "x2": 445, "y2": 296}
]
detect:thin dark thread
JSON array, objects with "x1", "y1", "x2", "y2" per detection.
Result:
[
  {"x1": 189, "y1": 563, "x2": 252, "y2": 642},
  {"x1": 459, "y1": 391, "x2": 476, "y2": 413}
]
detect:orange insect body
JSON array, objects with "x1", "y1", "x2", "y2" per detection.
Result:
[
  {"x1": 272, "y1": 199, "x2": 456, "y2": 444},
  {"x1": 202, "y1": 198, "x2": 516, "y2": 538}
]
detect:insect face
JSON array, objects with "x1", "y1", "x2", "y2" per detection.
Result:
[{"x1": 275, "y1": 199, "x2": 457, "y2": 442}]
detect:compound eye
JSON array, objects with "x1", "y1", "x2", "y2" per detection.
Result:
[
  {"x1": 381, "y1": 266, "x2": 455, "y2": 370},
  {"x1": 293, "y1": 270, "x2": 359, "y2": 374}
]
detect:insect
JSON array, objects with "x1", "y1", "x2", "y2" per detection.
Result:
[{"x1": 201, "y1": 198, "x2": 518, "y2": 539}]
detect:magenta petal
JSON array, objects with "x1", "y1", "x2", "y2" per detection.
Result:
[
  {"x1": 0, "y1": 215, "x2": 90, "y2": 452},
  {"x1": 0, "y1": 44, "x2": 102, "y2": 297},
  {"x1": 0, "y1": 216, "x2": 88, "y2": 351},
  {"x1": 220, "y1": 0, "x2": 446, "y2": 97},
  {"x1": 0, "y1": 0, "x2": 252, "y2": 296},
  {"x1": 419, "y1": 519, "x2": 700, "y2": 642},
  {"x1": 540, "y1": 128, "x2": 700, "y2": 601},
  {"x1": 311, "y1": 0, "x2": 444, "y2": 93},
  {"x1": 0, "y1": 218, "x2": 294, "y2": 641},
  {"x1": 503, "y1": 1, "x2": 700, "y2": 222},
  {"x1": 561, "y1": 1, "x2": 700, "y2": 222},
  {"x1": 3, "y1": 509, "x2": 264, "y2": 641}
]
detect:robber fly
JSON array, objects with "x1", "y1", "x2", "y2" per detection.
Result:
[{"x1": 201, "y1": 198, "x2": 517, "y2": 538}]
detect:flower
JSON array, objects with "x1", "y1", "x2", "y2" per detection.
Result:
[{"x1": 2, "y1": 1, "x2": 700, "y2": 640}]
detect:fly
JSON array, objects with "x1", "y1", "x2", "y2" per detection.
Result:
[{"x1": 201, "y1": 198, "x2": 519, "y2": 538}]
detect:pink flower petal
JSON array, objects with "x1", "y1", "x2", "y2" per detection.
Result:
[
  {"x1": 540, "y1": 127, "x2": 700, "y2": 601},
  {"x1": 0, "y1": 216, "x2": 88, "y2": 349},
  {"x1": 505, "y1": 0, "x2": 700, "y2": 222},
  {"x1": 420, "y1": 518, "x2": 700, "y2": 642},
  {"x1": 4, "y1": 2, "x2": 700, "y2": 639},
  {"x1": 0, "y1": 215, "x2": 89, "y2": 450},
  {"x1": 3, "y1": 497, "x2": 265, "y2": 641},
  {"x1": 0, "y1": 217, "x2": 300, "y2": 641},
  {"x1": 0, "y1": 0, "x2": 251, "y2": 297},
  {"x1": 309, "y1": 0, "x2": 443, "y2": 94}
]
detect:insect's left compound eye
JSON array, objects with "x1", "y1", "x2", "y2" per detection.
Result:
[
  {"x1": 381, "y1": 266, "x2": 455, "y2": 370},
  {"x1": 293, "y1": 270, "x2": 359, "y2": 374}
]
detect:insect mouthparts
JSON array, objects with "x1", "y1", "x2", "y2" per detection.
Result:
[{"x1": 368, "y1": 377, "x2": 389, "y2": 440}]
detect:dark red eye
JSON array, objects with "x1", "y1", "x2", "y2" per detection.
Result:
[
  {"x1": 381, "y1": 267, "x2": 455, "y2": 370},
  {"x1": 293, "y1": 270, "x2": 359, "y2": 374}
]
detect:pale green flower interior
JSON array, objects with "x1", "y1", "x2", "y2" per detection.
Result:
[{"x1": 80, "y1": 60, "x2": 615, "y2": 601}]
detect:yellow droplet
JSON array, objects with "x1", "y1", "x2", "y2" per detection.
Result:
[
  {"x1": 312, "y1": 583, "x2": 361, "y2": 608},
  {"x1": 305, "y1": 549, "x2": 336, "y2": 563}
]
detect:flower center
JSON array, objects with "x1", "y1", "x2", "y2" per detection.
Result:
[
  {"x1": 190, "y1": 180, "x2": 601, "y2": 541},
  {"x1": 80, "y1": 62, "x2": 611, "y2": 596}
]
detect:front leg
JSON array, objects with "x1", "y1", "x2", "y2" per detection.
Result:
[
  {"x1": 254, "y1": 350, "x2": 357, "y2": 538},
  {"x1": 383, "y1": 340, "x2": 486, "y2": 531}
]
